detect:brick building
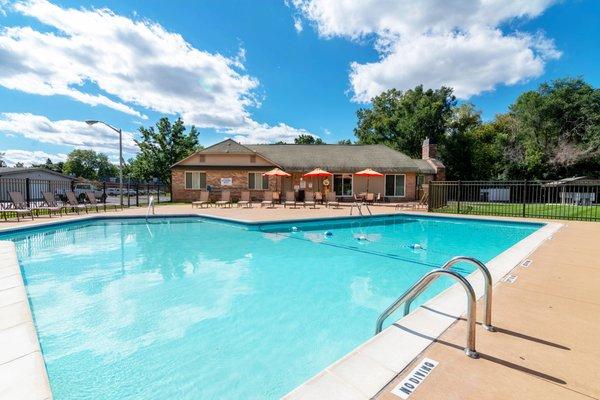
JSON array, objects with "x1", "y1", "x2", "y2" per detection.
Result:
[{"x1": 171, "y1": 138, "x2": 444, "y2": 202}]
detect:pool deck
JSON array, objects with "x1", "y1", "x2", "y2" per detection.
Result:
[{"x1": 0, "y1": 204, "x2": 599, "y2": 399}]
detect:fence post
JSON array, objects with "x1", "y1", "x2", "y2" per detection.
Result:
[
  {"x1": 457, "y1": 180, "x2": 461, "y2": 214},
  {"x1": 156, "y1": 184, "x2": 160, "y2": 204},
  {"x1": 127, "y1": 182, "x2": 131, "y2": 207},
  {"x1": 136, "y1": 183, "x2": 139, "y2": 207},
  {"x1": 427, "y1": 182, "x2": 433, "y2": 212},
  {"x1": 25, "y1": 178, "x2": 31, "y2": 207},
  {"x1": 103, "y1": 182, "x2": 107, "y2": 212},
  {"x1": 522, "y1": 180, "x2": 527, "y2": 218},
  {"x1": 147, "y1": 183, "x2": 150, "y2": 204}
]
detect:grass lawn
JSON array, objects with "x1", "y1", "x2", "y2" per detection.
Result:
[{"x1": 433, "y1": 201, "x2": 600, "y2": 221}]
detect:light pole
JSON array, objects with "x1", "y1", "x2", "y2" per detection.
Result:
[{"x1": 85, "y1": 120, "x2": 124, "y2": 206}]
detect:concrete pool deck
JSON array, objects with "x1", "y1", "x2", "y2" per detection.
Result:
[{"x1": 0, "y1": 204, "x2": 598, "y2": 399}]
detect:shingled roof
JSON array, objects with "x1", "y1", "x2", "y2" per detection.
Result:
[{"x1": 174, "y1": 139, "x2": 439, "y2": 174}]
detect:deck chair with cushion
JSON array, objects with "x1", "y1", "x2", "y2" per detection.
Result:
[
  {"x1": 41, "y1": 192, "x2": 66, "y2": 217},
  {"x1": 283, "y1": 191, "x2": 297, "y2": 208},
  {"x1": 314, "y1": 192, "x2": 323, "y2": 204},
  {"x1": 65, "y1": 191, "x2": 91, "y2": 214},
  {"x1": 215, "y1": 190, "x2": 232, "y2": 208},
  {"x1": 325, "y1": 192, "x2": 340, "y2": 208},
  {"x1": 6, "y1": 192, "x2": 34, "y2": 221},
  {"x1": 303, "y1": 191, "x2": 316, "y2": 208},
  {"x1": 192, "y1": 191, "x2": 210, "y2": 208},
  {"x1": 237, "y1": 191, "x2": 252, "y2": 208},
  {"x1": 261, "y1": 191, "x2": 274, "y2": 208},
  {"x1": 365, "y1": 192, "x2": 375, "y2": 204},
  {"x1": 272, "y1": 191, "x2": 281, "y2": 205},
  {"x1": 86, "y1": 192, "x2": 120, "y2": 212}
]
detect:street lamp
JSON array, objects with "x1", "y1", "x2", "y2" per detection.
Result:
[{"x1": 85, "y1": 120, "x2": 124, "y2": 206}]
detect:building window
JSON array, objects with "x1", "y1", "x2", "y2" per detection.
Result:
[
  {"x1": 198, "y1": 155, "x2": 205, "y2": 162},
  {"x1": 250, "y1": 155, "x2": 256, "y2": 163},
  {"x1": 185, "y1": 171, "x2": 206, "y2": 190},
  {"x1": 385, "y1": 174, "x2": 405, "y2": 197},
  {"x1": 248, "y1": 172, "x2": 269, "y2": 189},
  {"x1": 333, "y1": 174, "x2": 353, "y2": 196}
]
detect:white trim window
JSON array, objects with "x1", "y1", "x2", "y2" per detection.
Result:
[
  {"x1": 248, "y1": 172, "x2": 269, "y2": 190},
  {"x1": 385, "y1": 174, "x2": 406, "y2": 197},
  {"x1": 333, "y1": 174, "x2": 353, "y2": 196},
  {"x1": 185, "y1": 171, "x2": 206, "y2": 190}
]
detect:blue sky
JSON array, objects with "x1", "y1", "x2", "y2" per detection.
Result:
[{"x1": 0, "y1": 0, "x2": 598, "y2": 166}]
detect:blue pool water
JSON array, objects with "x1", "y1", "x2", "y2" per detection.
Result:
[{"x1": 1, "y1": 215, "x2": 541, "y2": 399}]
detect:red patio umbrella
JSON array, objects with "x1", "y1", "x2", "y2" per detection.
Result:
[
  {"x1": 303, "y1": 168, "x2": 331, "y2": 191},
  {"x1": 354, "y1": 168, "x2": 383, "y2": 193},
  {"x1": 262, "y1": 168, "x2": 291, "y2": 191}
]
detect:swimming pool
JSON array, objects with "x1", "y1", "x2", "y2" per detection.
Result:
[{"x1": 1, "y1": 215, "x2": 542, "y2": 399}]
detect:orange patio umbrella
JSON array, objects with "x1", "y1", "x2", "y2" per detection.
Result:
[
  {"x1": 354, "y1": 168, "x2": 383, "y2": 193},
  {"x1": 303, "y1": 168, "x2": 331, "y2": 191},
  {"x1": 262, "y1": 168, "x2": 291, "y2": 191}
]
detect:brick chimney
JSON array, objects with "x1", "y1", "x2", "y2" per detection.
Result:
[{"x1": 422, "y1": 137, "x2": 437, "y2": 159}]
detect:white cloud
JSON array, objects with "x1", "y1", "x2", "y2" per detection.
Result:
[
  {"x1": 293, "y1": 16, "x2": 303, "y2": 33},
  {"x1": 222, "y1": 119, "x2": 314, "y2": 143},
  {"x1": 0, "y1": 0, "x2": 311, "y2": 143},
  {"x1": 0, "y1": 113, "x2": 138, "y2": 154},
  {"x1": 291, "y1": 0, "x2": 560, "y2": 100},
  {"x1": 2, "y1": 149, "x2": 68, "y2": 166}
]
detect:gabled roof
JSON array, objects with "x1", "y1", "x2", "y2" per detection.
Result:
[
  {"x1": 200, "y1": 138, "x2": 256, "y2": 154},
  {"x1": 0, "y1": 167, "x2": 76, "y2": 180}
]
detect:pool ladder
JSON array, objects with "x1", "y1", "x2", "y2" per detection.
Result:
[{"x1": 374, "y1": 256, "x2": 495, "y2": 359}]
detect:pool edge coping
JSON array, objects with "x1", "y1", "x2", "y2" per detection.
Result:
[
  {"x1": 0, "y1": 240, "x2": 53, "y2": 400},
  {"x1": 0, "y1": 212, "x2": 560, "y2": 400},
  {"x1": 282, "y1": 220, "x2": 563, "y2": 400}
]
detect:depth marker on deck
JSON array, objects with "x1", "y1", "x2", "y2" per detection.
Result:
[
  {"x1": 520, "y1": 259, "x2": 533, "y2": 268},
  {"x1": 391, "y1": 358, "x2": 438, "y2": 399},
  {"x1": 502, "y1": 274, "x2": 518, "y2": 284}
]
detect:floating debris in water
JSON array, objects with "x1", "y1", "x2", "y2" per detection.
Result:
[
  {"x1": 324, "y1": 231, "x2": 333, "y2": 237},
  {"x1": 408, "y1": 243, "x2": 425, "y2": 250},
  {"x1": 291, "y1": 226, "x2": 298, "y2": 232}
]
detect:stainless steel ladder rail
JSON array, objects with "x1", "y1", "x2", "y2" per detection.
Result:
[
  {"x1": 403, "y1": 256, "x2": 495, "y2": 332},
  {"x1": 374, "y1": 269, "x2": 479, "y2": 358}
]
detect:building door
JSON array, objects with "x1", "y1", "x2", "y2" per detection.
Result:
[{"x1": 333, "y1": 174, "x2": 353, "y2": 196}]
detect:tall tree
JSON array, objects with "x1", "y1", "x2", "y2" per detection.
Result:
[
  {"x1": 0, "y1": 153, "x2": 6, "y2": 167},
  {"x1": 294, "y1": 134, "x2": 325, "y2": 144},
  {"x1": 354, "y1": 86, "x2": 456, "y2": 157},
  {"x1": 32, "y1": 158, "x2": 64, "y2": 173},
  {"x1": 132, "y1": 117, "x2": 200, "y2": 184},
  {"x1": 63, "y1": 150, "x2": 118, "y2": 180},
  {"x1": 338, "y1": 139, "x2": 353, "y2": 145}
]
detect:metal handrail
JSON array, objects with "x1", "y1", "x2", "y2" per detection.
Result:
[
  {"x1": 145, "y1": 195, "x2": 155, "y2": 222},
  {"x1": 403, "y1": 256, "x2": 495, "y2": 332},
  {"x1": 375, "y1": 268, "x2": 479, "y2": 358}
]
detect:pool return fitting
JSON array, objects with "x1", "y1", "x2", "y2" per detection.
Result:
[{"x1": 374, "y1": 256, "x2": 495, "y2": 359}]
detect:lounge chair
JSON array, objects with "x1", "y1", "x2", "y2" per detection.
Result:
[
  {"x1": 86, "y1": 192, "x2": 120, "y2": 212},
  {"x1": 314, "y1": 192, "x2": 323, "y2": 204},
  {"x1": 272, "y1": 191, "x2": 281, "y2": 205},
  {"x1": 237, "y1": 191, "x2": 252, "y2": 208},
  {"x1": 304, "y1": 191, "x2": 316, "y2": 208},
  {"x1": 192, "y1": 191, "x2": 210, "y2": 208},
  {"x1": 282, "y1": 191, "x2": 296, "y2": 208},
  {"x1": 41, "y1": 192, "x2": 66, "y2": 216},
  {"x1": 65, "y1": 191, "x2": 91, "y2": 214},
  {"x1": 325, "y1": 192, "x2": 340, "y2": 208},
  {"x1": 215, "y1": 190, "x2": 232, "y2": 207},
  {"x1": 365, "y1": 192, "x2": 375, "y2": 204},
  {"x1": 6, "y1": 192, "x2": 34, "y2": 221},
  {"x1": 261, "y1": 191, "x2": 274, "y2": 208}
]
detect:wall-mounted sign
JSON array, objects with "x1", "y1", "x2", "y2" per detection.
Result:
[
  {"x1": 220, "y1": 178, "x2": 233, "y2": 186},
  {"x1": 391, "y1": 358, "x2": 438, "y2": 399}
]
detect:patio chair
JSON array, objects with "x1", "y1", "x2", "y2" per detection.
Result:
[
  {"x1": 314, "y1": 192, "x2": 323, "y2": 204},
  {"x1": 41, "y1": 192, "x2": 66, "y2": 217},
  {"x1": 237, "y1": 191, "x2": 252, "y2": 208},
  {"x1": 86, "y1": 192, "x2": 120, "y2": 212},
  {"x1": 192, "y1": 191, "x2": 210, "y2": 208},
  {"x1": 304, "y1": 191, "x2": 316, "y2": 208},
  {"x1": 272, "y1": 191, "x2": 281, "y2": 204},
  {"x1": 365, "y1": 192, "x2": 375, "y2": 204},
  {"x1": 284, "y1": 191, "x2": 297, "y2": 208},
  {"x1": 261, "y1": 191, "x2": 274, "y2": 208},
  {"x1": 65, "y1": 191, "x2": 91, "y2": 214},
  {"x1": 325, "y1": 192, "x2": 340, "y2": 208},
  {"x1": 6, "y1": 192, "x2": 34, "y2": 221},
  {"x1": 215, "y1": 190, "x2": 232, "y2": 207}
]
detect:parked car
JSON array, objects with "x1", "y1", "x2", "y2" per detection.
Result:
[{"x1": 73, "y1": 183, "x2": 104, "y2": 202}]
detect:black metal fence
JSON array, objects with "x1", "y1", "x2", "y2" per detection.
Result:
[
  {"x1": 429, "y1": 180, "x2": 600, "y2": 221},
  {"x1": 0, "y1": 177, "x2": 170, "y2": 210}
]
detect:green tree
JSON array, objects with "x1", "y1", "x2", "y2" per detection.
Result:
[
  {"x1": 294, "y1": 134, "x2": 324, "y2": 144},
  {"x1": 0, "y1": 153, "x2": 6, "y2": 167},
  {"x1": 14, "y1": 162, "x2": 24, "y2": 168},
  {"x1": 63, "y1": 149, "x2": 118, "y2": 180},
  {"x1": 440, "y1": 103, "x2": 482, "y2": 180},
  {"x1": 354, "y1": 86, "x2": 456, "y2": 157},
  {"x1": 32, "y1": 158, "x2": 64, "y2": 173},
  {"x1": 337, "y1": 139, "x2": 353, "y2": 145},
  {"x1": 131, "y1": 117, "x2": 200, "y2": 184}
]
